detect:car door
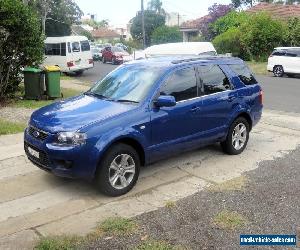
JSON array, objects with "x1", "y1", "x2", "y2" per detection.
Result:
[
  {"x1": 197, "y1": 64, "x2": 237, "y2": 139},
  {"x1": 285, "y1": 50, "x2": 300, "y2": 74},
  {"x1": 150, "y1": 66, "x2": 202, "y2": 159}
]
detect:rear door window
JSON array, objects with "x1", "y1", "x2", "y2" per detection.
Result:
[
  {"x1": 272, "y1": 50, "x2": 286, "y2": 56},
  {"x1": 197, "y1": 65, "x2": 231, "y2": 95},
  {"x1": 72, "y1": 42, "x2": 80, "y2": 52},
  {"x1": 80, "y1": 40, "x2": 91, "y2": 51},
  {"x1": 160, "y1": 67, "x2": 197, "y2": 102},
  {"x1": 229, "y1": 64, "x2": 258, "y2": 86}
]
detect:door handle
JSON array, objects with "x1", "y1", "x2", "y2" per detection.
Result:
[{"x1": 190, "y1": 107, "x2": 201, "y2": 113}]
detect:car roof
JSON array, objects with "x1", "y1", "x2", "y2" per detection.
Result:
[{"x1": 124, "y1": 56, "x2": 244, "y2": 69}]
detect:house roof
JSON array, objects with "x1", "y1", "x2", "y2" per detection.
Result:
[
  {"x1": 246, "y1": 3, "x2": 300, "y2": 20},
  {"x1": 180, "y1": 15, "x2": 212, "y2": 30},
  {"x1": 91, "y1": 28, "x2": 120, "y2": 39}
]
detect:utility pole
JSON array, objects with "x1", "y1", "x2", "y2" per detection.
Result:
[
  {"x1": 177, "y1": 13, "x2": 180, "y2": 27},
  {"x1": 141, "y1": 0, "x2": 146, "y2": 49}
]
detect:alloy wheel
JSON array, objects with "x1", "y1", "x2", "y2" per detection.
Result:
[
  {"x1": 109, "y1": 154, "x2": 136, "y2": 190},
  {"x1": 232, "y1": 123, "x2": 247, "y2": 151}
]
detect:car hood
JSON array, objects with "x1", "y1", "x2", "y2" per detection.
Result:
[{"x1": 30, "y1": 95, "x2": 135, "y2": 133}]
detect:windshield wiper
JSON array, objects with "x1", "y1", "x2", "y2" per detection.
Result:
[
  {"x1": 84, "y1": 91, "x2": 110, "y2": 100},
  {"x1": 115, "y1": 99, "x2": 139, "y2": 104}
]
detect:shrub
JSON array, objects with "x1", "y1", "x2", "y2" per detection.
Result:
[
  {"x1": 213, "y1": 27, "x2": 249, "y2": 59},
  {"x1": 0, "y1": 0, "x2": 44, "y2": 100},
  {"x1": 240, "y1": 12, "x2": 287, "y2": 61},
  {"x1": 286, "y1": 17, "x2": 300, "y2": 46},
  {"x1": 151, "y1": 26, "x2": 182, "y2": 45}
]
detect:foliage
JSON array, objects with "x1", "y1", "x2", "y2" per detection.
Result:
[
  {"x1": 82, "y1": 19, "x2": 109, "y2": 29},
  {"x1": 130, "y1": 10, "x2": 165, "y2": 47},
  {"x1": 210, "y1": 11, "x2": 249, "y2": 38},
  {"x1": 147, "y1": 0, "x2": 166, "y2": 16},
  {"x1": 231, "y1": 0, "x2": 299, "y2": 9},
  {"x1": 35, "y1": 235, "x2": 83, "y2": 250},
  {"x1": 28, "y1": 0, "x2": 83, "y2": 36},
  {"x1": 0, "y1": 119, "x2": 26, "y2": 135},
  {"x1": 286, "y1": 17, "x2": 300, "y2": 46},
  {"x1": 213, "y1": 27, "x2": 249, "y2": 59},
  {"x1": 239, "y1": 12, "x2": 287, "y2": 61},
  {"x1": 0, "y1": 0, "x2": 44, "y2": 100},
  {"x1": 135, "y1": 240, "x2": 176, "y2": 250},
  {"x1": 200, "y1": 4, "x2": 233, "y2": 40},
  {"x1": 151, "y1": 26, "x2": 182, "y2": 45}
]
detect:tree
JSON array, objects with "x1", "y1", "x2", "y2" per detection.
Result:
[
  {"x1": 28, "y1": 0, "x2": 83, "y2": 36},
  {"x1": 240, "y1": 13, "x2": 287, "y2": 61},
  {"x1": 200, "y1": 4, "x2": 233, "y2": 40},
  {"x1": 151, "y1": 26, "x2": 182, "y2": 45},
  {"x1": 130, "y1": 10, "x2": 165, "y2": 47},
  {"x1": 285, "y1": 17, "x2": 300, "y2": 46},
  {"x1": 147, "y1": 0, "x2": 166, "y2": 15},
  {"x1": 0, "y1": 0, "x2": 44, "y2": 100},
  {"x1": 82, "y1": 19, "x2": 109, "y2": 29},
  {"x1": 210, "y1": 11, "x2": 249, "y2": 38}
]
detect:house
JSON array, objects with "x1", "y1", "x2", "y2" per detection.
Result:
[
  {"x1": 91, "y1": 28, "x2": 120, "y2": 43},
  {"x1": 246, "y1": 2, "x2": 300, "y2": 20},
  {"x1": 180, "y1": 15, "x2": 211, "y2": 42}
]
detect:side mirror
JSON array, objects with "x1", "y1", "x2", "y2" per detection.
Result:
[{"x1": 155, "y1": 95, "x2": 176, "y2": 107}]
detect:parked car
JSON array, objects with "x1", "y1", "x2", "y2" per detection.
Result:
[
  {"x1": 91, "y1": 48, "x2": 102, "y2": 61},
  {"x1": 141, "y1": 42, "x2": 217, "y2": 59},
  {"x1": 115, "y1": 43, "x2": 128, "y2": 51},
  {"x1": 102, "y1": 46, "x2": 132, "y2": 64},
  {"x1": 267, "y1": 47, "x2": 300, "y2": 77},
  {"x1": 43, "y1": 36, "x2": 94, "y2": 75},
  {"x1": 24, "y1": 56, "x2": 263, "y2": 196}
]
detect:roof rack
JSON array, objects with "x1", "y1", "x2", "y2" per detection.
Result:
[{"x1": 171, "y1": 56, "x2": 241, "y2": 64}]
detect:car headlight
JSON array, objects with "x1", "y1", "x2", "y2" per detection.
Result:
[{"x1": 57, "y1": 132, "x2": 87, "y2": 146}]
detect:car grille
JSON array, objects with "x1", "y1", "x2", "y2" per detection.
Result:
[
  {"x1": 28, "y1": 126, "x2": 49, "y2": 141},
  {"x1": 24, "y1": 142, "x2": 50, "y2": 169}
]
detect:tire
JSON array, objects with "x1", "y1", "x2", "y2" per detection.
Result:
[
  {"x1": 74, "y1": 70, "x2": 84, "y2": 76},
  {"x1": 112, "y1": 57, "x2": 117, "y2": 65},
  {"x1": 273, "y1": 65, "x2": 284, "y2": 77},
  {"x1": 102, "y1": 57, "x2": 106, "y2": 64},
  {"x1": 221, "y1": 117, "x2": 250, "y2": 155},
  {"x1": 95, "y1": 143, "x2": 140, "y2": 196}
]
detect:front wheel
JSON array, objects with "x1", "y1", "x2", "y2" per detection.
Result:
[
  {"x1": 221, "y1": 117, "x2": 249, "y2": 155},
  {"x1": 95, "y1": 143, "x2": 140, "y2": 196}
]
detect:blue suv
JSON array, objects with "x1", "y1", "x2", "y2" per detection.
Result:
[{"x1": 24, "y1": 57, "x2": 263, "y2": 196}]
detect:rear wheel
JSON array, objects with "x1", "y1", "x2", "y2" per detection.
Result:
[
  {"x1": 221, "y1": 117, "x2": 249, "y2": 155},
  {"x1": 112, "y1": 57, "x2": 117, "y2": 65},
  {"x1": 95, "y1": 143, "x2": 140, "y2": 196},
  {"x1": 102, "y1": 57, "x2": 106, "y2": 64},
  {"x1": 74, "y1": 70, "x2": 83, "y2": 76},
  {"x1": 273, "y1": 65, "x2": 284, "y2": 77}
]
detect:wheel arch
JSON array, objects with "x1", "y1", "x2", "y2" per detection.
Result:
[{"x1": 236, "y1": 112, "x2": 253, "y2": 131}]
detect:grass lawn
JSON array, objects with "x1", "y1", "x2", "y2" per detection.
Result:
[
  {"x1": 0, "y1": 119, "x2": 26, "y2": 135},
  {"x1": 246, "y1": 61, "x2": 269, "y2": 76},
  {"x1": 11, "y1": 87, "x2": 83, "y2": 109}
]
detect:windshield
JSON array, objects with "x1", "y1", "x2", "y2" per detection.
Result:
[
  {"x1": 112, "y1": 46, "x2": 125, "y2": 53},
  {"x1": 89, "y1": 65, "x2": 163, "y2": 103}
]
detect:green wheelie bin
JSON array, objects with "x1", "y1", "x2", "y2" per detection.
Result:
[
  {"x1": 44, "y1": 65, "x2": 61, "y2": 99},
  {"x1": 23, "y1": 67, "x2": 44, "y2": 100}
]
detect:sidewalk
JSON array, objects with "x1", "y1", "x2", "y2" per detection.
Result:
[{"x1": 0, "y1": 110, "x2": 300, "y2": 249}]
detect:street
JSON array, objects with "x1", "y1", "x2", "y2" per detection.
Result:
[{"x1": 77, "y1": 62, "x2": 300, "y2": 113}]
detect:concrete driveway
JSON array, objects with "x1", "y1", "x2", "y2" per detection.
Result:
[{"x1": 1, "y1": 110, "x2": 300, "y2": 249}]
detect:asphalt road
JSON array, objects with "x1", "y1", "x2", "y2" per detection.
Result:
[{"x1": 76, "y1": 62, "x2": 300, "y2": 113}]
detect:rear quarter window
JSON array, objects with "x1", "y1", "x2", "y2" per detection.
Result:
[{"x1": 229, "y1": 64, "x2": 258, "y2": 86}]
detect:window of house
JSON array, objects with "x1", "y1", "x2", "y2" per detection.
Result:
[
  {"x1": 229, "y1": 64, "x2": 258, "y2": 86},
  {"x1": 198, "y1": 65, "x2": 231, "y2": 95},
  {"x1": 80, "y1": 40, "x2": 90, "y2": 51},
  {"x1": 160, "y1": 67, "x2": 197, "y2": 102}
]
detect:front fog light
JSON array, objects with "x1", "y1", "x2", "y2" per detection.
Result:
[{"x1": 57, "y1": 132, "x2": 87, "y2": 146}]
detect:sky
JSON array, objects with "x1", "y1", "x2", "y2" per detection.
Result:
[{"x1": 74, "y1": 0, "x2": 232, "y2": 27}]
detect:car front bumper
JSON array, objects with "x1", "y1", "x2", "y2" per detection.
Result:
[{"x1": 24, "y1": 128, "x2": 97, "y2": 180}]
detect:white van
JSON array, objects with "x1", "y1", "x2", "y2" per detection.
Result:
[
  {"x1": 43, "y1": 36, "x2": 94, "y2": 75},
  {"x1": 139, "y1": 42, "x2": 217, "y2": 59},
  {"x1": 267, "y1": 47, "x2": 300, "y2": 77}
]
